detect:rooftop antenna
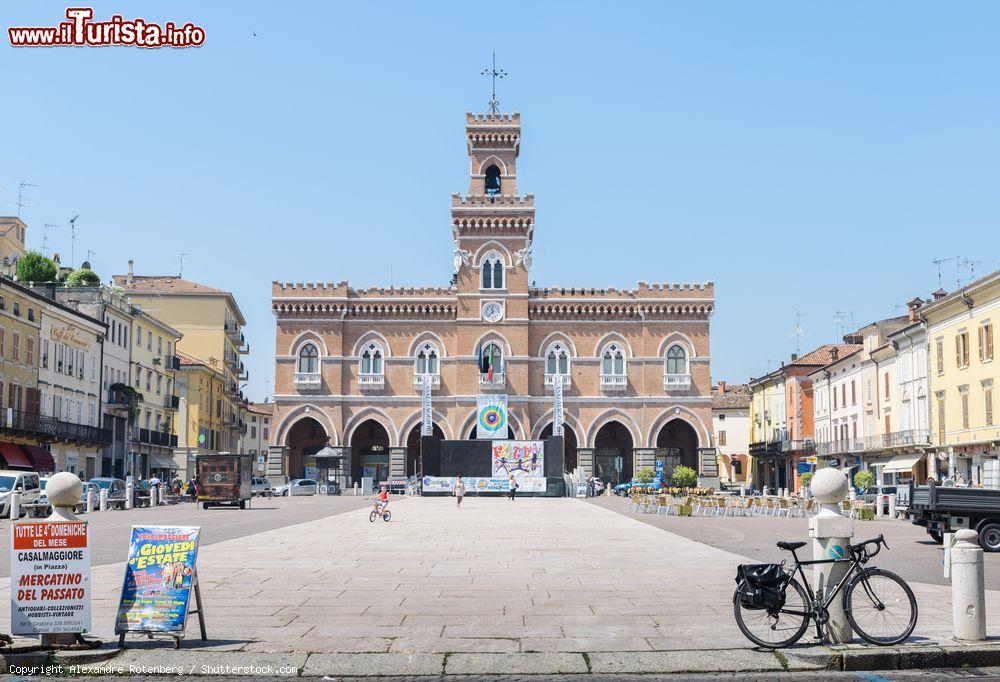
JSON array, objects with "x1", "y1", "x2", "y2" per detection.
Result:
[
  {"x1": 86, "y1": 249, "x2": 96, "y2": 265},
  {"x1": 264, "y1": 378, "x2": 271, "y2": 402},
  {"x1": 179, "y1": 252, "x2": 190, "y2": 277},
  {"x1": 17, "y1": 181, "x2": 37, "y2": 217},
  {"x1": 794, "y1": 311, "x2": 806, "y2": 355},
  {"x1": 68, "y1": 215, "x2": 79, "y2": 268},
  {"x1": 933, "y1": 255, "x2": 958, "y2": 287},
  {"x1": 960, "y1": 257, "x2": 984, "y2": 282},
  {"x1": 42, "y1": 223, "x2": 59, "y2": 256},
  {"x1": 481, "y1": 51, "x2": 506, "y2": 114},
  {"x1": 833, "y1": 310, "x2": 855, "y2": 339}
]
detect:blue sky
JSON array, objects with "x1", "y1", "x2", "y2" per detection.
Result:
[{"x1": 3, "y1": 1, "x2": 998, "y2": 400}]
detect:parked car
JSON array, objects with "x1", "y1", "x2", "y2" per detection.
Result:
[
  {"x1": 251, "y1": 477, "x2": 273, "y2": 497},
  {"x1": 40, "y1": 478, "x2": 106, "y2": 515},
  {"x1": 88, "y1": 477, "x2": 128, "y2": 510},
  {"x1": 274, "y1": 479, "x2": 318, "y2": 497},
  {"x1": 0, "y1": 470, "x2": 42, "y2": 518}
]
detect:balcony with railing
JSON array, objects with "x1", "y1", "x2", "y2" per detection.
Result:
[
  {"x1": 883, "y1": 429, "x2": 931, "y2": 449},
  {"x1": 663, "y1": 373, "x2": 692, "y2": 390},
  {"x1": 164, "y1": 394, "x2": 180, "y2": 410},
  {"x1": 1, "y1": 408, "x2": 112, "y2": 445},
  {"x1": 294, "y1": 372, "x2": 321, "y2": 388},
  {"x1": 224, "y1": 319, "x2": 239, "y2": 337},
  {"x1": 358, "y1": 373, "x2": 385, "y2": 390},
  {"x1": 815, "y1": 438, "x2": 867, "y2": 456},
  {"x1": 749, "y1": 438, "x2": 815, "y2": 458},
  {"x1": 600, "y1": 374, "x2": 628, "y2": 392},
  {"x1": 544, "y1": 374, "x2": 571, "y2": 390},
  {"x1": 479, "y1": 371, "x2": 506, "y2": 388},
  {"x1": 238, "y1": 332, "x2": 250, "y2": 354},
  {"x1": 412, "y1": 374, "x2": 441, "y2": 390},
  {"x1": 134, "y1": 428, "x2": 177, "y2": 448}
]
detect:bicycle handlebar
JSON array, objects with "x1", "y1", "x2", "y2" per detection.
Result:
[{"x1": 848, "y1": 534, "x2": 888, "y2": 559}]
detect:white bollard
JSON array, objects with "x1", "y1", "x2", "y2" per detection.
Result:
[
  {"x1": 85, "y1": 488, "x2": 94, "y2": 514},
  {"x1": 9, "y1": 491, "x2": 21, "y2": 519},
  {"x1": 125, "y1": 484, "x2": 133, "y2": 510},
  {"x1": 944, "y1": 531, "x2": 957, "y2": 580},
  {"x1": 876, "y1": 493, "x2": 883, "y2": 517},
  {"x1": 353, "y1": 483, "x2": 358, "y2": 496},
  {"x1": 808, "y1": 468, "x2": 855, "y2": 643},
  {"x1": 150, "y1": 486, "x2": 158, "y2": 507},
  {"x1": 99, "y1": 488, "x2": 108, "y2": 512},
  {"x1": 952, "y1": 529, "x2": 986, "y2": 641},
  {"x1": 887, "y1": 494, "x2": 896, "y2": 519}
]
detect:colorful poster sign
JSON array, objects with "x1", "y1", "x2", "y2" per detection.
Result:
[
  {"x1": 476, "y1": 394, "x2": 508, "y2": 439},
  {"x1": 11, "y1": 520, "x2": 90, "y2": 635},
  {"x1": 492, "y1": 440, "x2": 544, "y2": 481},
  {"x1": 422, "y1": 476, "x2": 546, "y2": 494},
  {"x1": 115, "y1": 526, "x2": 200, "y2": 634}
]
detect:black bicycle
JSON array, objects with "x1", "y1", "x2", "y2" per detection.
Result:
[{"x1": 733, "y1": 534, "x2": 917, "y2": 648}]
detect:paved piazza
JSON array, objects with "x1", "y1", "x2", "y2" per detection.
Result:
[{"x1": 5, "y1": 496, "x2": 1000, "y2": 661}]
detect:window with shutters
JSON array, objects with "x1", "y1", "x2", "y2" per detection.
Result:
[
  {"x1": 26, "y1": 337, "x2": 34, "y2": 366},
  {"x1": 851, "y1": 380, "x2": 856, "y2": 406},
  {"x1": 936, "y1": 337, "x2": 944, "y2": 374},
  {"x1": 956, "y1": 329, "x2": 970, "y2": 368},
  {"x1": 841, "y1": 383, "x2": 846, "y2": 407},
  {"x1": 981, "y1": 320, "x2": 994, "y2": 362},
  {"x1": 884, "y1": 372, "x2": 890, "y2": 399},
  {"x1": 719, "y1": 430, "x2": 727, "y2": 446},
  {"x1": 985, "y1": 382, "x2": 994, "y2": 427},
  {"x1": 937, "y1": 393, "x2": 946, "y2": 444},
  {"x1": 12, "y1": 332, "x2": 19, "y2": 362},
  {"x1": 960, "y1": 386, "x2": 970, "y2": 429},
  {"x1": 833, "y1": 386, "x2": 838, "y2": 410},
  {"x1": 884, "y1": 414, "x2": 891, "y2": 435}
]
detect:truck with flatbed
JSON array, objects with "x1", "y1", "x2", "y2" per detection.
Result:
[{"x1": 907, "y1": 481, "x2": 1000, "y2": 551}]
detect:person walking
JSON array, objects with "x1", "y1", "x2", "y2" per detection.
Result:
[
  {"x1": 508, "y1": 474, "x2": 518, "y2": 502},
  {"x1": 453, "y1": 475, "x2": 466, "y2": 509}
]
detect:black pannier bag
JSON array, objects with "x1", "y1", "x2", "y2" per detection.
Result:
[{"x1": 735, "y1": 563, "x2": 787, "y2": 612}]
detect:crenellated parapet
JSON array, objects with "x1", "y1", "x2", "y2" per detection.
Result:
[
  {"x1": 528, "y1": 302, "x2": 714, "y2": 321},
  {"x1": 529, "y1": 281, "x2": 715, "y2": 300},
  {"x1": 272, "y1": 300, "x2": 457, "y2": 320},
  {"x1": 452, "y1": 194, "x2": 534, "y2": 208}
]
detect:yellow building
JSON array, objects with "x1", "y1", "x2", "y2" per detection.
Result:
[
  {"x1": 114, "y1": 262, "x2": 249, "y2": 457},
  {"x1": 0, "y1": 278, "x2": 46, "y2": 470},
  {"x1": 0, "y1": 217, "x2": 27, "y2": 279},
  {"x1": 924, "y1": 270, "x2": 999, "y2": 486},
  {"x1": 173, "y1": 351, "x2": 229, "y2": 479},
  {"x1": 130, "y1": 310, "x2": 183, "y2": 477}
]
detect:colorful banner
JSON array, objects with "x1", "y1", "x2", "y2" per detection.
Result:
[
  {"x1": 421, "y1": 374, "x2": 433, "y2": 436},
  {"x1": 11, "y1": 520, "x2": 90, "y2": 635},
  {"x1": 422, "y1": 476, "x2": 546, "y2": 494},
  {"x1": 552, "y1": 376, "x2": 564, "y2": 437},
  {"x1": 492, "y1": 440, "x2": 544, "y2": 483},
  {"x1": 115, "y1": 526, "x2": 200, "y2": 634},
  {"x1": 476, "y1": 394, "x2": 508, "y2": 439}
]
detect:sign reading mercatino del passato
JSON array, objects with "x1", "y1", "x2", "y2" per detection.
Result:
[
  {"x1": 115, "y1": 526, "x2": 200, "y2": 636},
  {"x1": 11, "y1": 520, "x2": 91, "y2": 635}
]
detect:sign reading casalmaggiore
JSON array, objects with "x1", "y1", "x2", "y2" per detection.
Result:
[{"x1": 11, "y1": 520, "x2": 91, "y2": 635}]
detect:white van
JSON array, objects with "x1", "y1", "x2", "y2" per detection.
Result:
[{"x1": 0, "y1": 470, "x2": 42, "y2": 518}]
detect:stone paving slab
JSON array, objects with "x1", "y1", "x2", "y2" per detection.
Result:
[
  {"x1": 443, "y1": 652, "x2": 589, "y2": 675},
  {"x1": 301, "y1": 652, "x2": 443, "y2": 676},
  {"x1": 588, "y1": 649, "x2": 785, "y2": 674}
]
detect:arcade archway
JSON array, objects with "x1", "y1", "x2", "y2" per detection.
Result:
[
  {"x1": 285, "y1": 417, "x2": 329, "y2": 480},
  {"x1": 350, "y1": 419, "x2": 391, "y2": 482},
  {"x1": 405, "y1": 423, "x2": 445, "y2": 477},
  {"x1": 467, "y1": 425, "x2": 517, "y2": 440},
  {"x1": 538, "y1": 423, "x2": 578, "y2": 472},
  {"x1": 655, "y1": 419, "x2": 700, "y2": 481},
  {"x1": 594, "y1": 421, "x2": 633, "y2": 486}
]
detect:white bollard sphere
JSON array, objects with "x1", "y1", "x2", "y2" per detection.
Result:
[
  {"x1": 46, "y1": 472, "x2": 83, "y2": 522},
  {"x1": 811, "y1": 468, "x2": 849, "y2": 504}
]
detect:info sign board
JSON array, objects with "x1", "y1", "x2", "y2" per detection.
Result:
[
  {"x1": 11, "y1": 520, "x2": 91, "y2": 635},
  {"x1": 115, "y1": 526, "x2": 200, "y2": 636}
]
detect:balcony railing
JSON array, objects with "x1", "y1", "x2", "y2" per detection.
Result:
[
  {"x1": 479, "y1": 371, "x2": 506, "y2": 388},
  {"x1": 295, "y1": 372, "x2": 321, "y2": 388},
  {"x1": 815, "y1": 439, "x2": 867, "y2": 456},
  {"x1": 238, "y1": 333, "x2": 250, "y2": 354},
  {"x1": 663, "y1": 373, "x2": 692, "y2": 390},
  {"x1": 358, "y1": 373, "x2": 385, "y2": 390},
  {"x1": 1, "y1": 408, "x2": 112, "y2": 445},
  {"x1": 238, "y1": 362, "x2": 249, "y2": 381},
  {"x1": 224, "y1": 320, "x2": 239, "y2": 336},
  {"x1": 544, "y1": 374, "x2": 571, "y2": 389},
  {"x1": 164, "y1": 394, "x2": 180, "y2": 409},
  {"x1": 883, "y1": 429, "x2": 931, "y2": 448},
  {"x1": 412, "y1": 374, "x2": 441, "y2": 390},
  {"x1": 600, "y1": 374, "x2": 628, "y2": 391},
  {"x1": 749, "y1": 439, "x2": 815, "y2": 458}
]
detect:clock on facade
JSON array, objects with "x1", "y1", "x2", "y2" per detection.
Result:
[{"x1": 481, "y1": 301, "x2": 504, "y2": 323}]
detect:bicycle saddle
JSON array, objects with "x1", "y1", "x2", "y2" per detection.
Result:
[{"x1": 777, "y1": 541, "x2": 807, "y2": 551}]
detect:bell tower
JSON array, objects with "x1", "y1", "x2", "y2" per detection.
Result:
[{"x1": 451, "y1": 112, "x2": 535, "y2": 301}]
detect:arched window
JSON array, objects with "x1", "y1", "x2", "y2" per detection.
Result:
[
  {"x1": 601, "y1": 343, "x2": 626, "y2": 376},
  {"x1": 545, "y1": 342, "x2": 570, "y2": 375},
  {"x1": 665, "y1": 344, "x2": 688, "y2": 375},
  {"x1": 415, "y1": 342, "x2": 439, "y2": 375},
  {"x1": 479, "y1": 341, "x2": 504, "y2": 383},
  {"x1": 485, "y1": 164, "x2": 501, "y2": 196},
  {"x1": 298, "y1": 344, "x2": 319, "y2": 374},
  {"x1": 480, "y1": 251, "x2": 504, "y2": 289},
  {"x1": 360, "y1": 342, "x2": 384, "y2": 375}
]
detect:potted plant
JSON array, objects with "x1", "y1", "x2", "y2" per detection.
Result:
[
  {"x1": 672, "y1": 465, "x2": 698, "y2": 516},
  {"x1": 853, "y1": 470, "x2": 876, "y2": 520}
]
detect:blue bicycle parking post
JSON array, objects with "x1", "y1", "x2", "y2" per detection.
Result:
[{"x1": 808, "y1": 467, "x2": 854, "y2": 643}]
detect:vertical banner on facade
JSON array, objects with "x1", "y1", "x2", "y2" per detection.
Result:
[
  {"x1": 552, "y1": 375, "x2": 564, "y2": 437},
  {"x1": 421, "y1": 374, "x2": 433, "y2": 436},
  {"x1": 476, "y1": 394, "x2": 508, "y2": 439},
  {"x1": 11, "y1": 520, "x2": 91, "y2": 635},
  {"x1": 115, "y1": 526, "x2": 200, "y2": 635}
]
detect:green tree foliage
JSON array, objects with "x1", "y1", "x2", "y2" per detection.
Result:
[
  {"x1": 671, "y1": 465, "x2": 697, "y2": 489},
  {"x1": 66, "y1": 267, "x2": 101, "y2": 287},
  {"x1": 16, "y1": 250, "x2": 56, "y2": 283},
  {"x1": 854, "y1": 470, "x2": 876, "y2": 491},
  {"x1": 799, "y1": 472, "x2": 814, "y2": 488},
  {"x1": 635, "y1": 466, "x2": 655, "y2": 483}
]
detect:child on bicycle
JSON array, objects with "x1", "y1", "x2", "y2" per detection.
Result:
[{"x1": 374, "y1": 484, "x2": 390, "y2": 514}]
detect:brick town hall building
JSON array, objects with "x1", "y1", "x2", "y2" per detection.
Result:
[{"x1": 268, "y1": 110, "x2": 717, "y2": 488}]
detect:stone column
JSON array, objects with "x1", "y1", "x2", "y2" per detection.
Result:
[
  {"x1": 952, "y1": 529, "x2": 986, "y2": 641},
  {"x1": 808, "y1": 467, "x2": 855, "y2": 643}
]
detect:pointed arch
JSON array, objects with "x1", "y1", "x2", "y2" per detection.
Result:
[
  {"x1": 477, "y1": 156, "x2": 508, "y2": 175},
  {"x1": 585, "y1": 408, "x2": 642, "y2": 448},
  {"x1": 469, "y1": 330, "x2": 512, "y2": 358},
  {"x1": 657, "y1": 331, "x2": 697, "y2": 359},
  {"x1": 351, "y1": 330, "x2": 393, "y2": 358},
  {"x1": 396, "y1": 409, "x2": 455, "y2": 446},
  {"x1": 407, "y1": 331, "x2": 449, "y2": 358},
  {"x1": 530, "y1": 409, "x2": 585, "y2": 440},
  {"x1": 535, "y1": 332, "x2": 577, "y2": 358},
  {"x1": 275, "y1": 404, "x2": 338, "y2": 447},
  {"x1": 592, "y1": 332, "x2": 633, "y2": 358},
  {"x1": 343, "y1": 406, "x2": 399, "y2": 447},
  {"x1": 289, "y1": 330, "x2": 328, "y2": 357},
  {"x1": 472, "y1": 240, "x2": 512, "y2": 267},
  {"x1": 458, "y1": 407, "x2": 525, "y2": 440},
  {"x1": 645, "y1": 407, "x2": 710, "y2": 448}
]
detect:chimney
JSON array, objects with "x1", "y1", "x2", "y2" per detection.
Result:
[
  {"x1": 127, "y1": 260, "x2": 134, "y2": 288},
  {"x1": 791, "y1": 353, "x2": 798, "y2": 362},
  {"x1": 932, "y1": 288, "x2": 947, "y2": 301},
  {"x1": 716, "y1": 381, "x2": 727, "y2": 395},
  {"x1": 830, "y1": 347, "x2": 839, "y2": 362},
  {"x1": 907, "y1": 297, "x2": 924, "y2": 323}
]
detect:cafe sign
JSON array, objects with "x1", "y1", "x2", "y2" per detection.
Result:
[{"x1": 51, "y1": 325, "x2": 92, "y2": 351}]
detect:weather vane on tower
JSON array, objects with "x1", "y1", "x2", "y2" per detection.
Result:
[{"x1": 482, "y1": 52, "x2": 506, "y2": 114}]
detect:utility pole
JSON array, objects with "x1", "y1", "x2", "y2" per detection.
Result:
[{"x1": 69, "y1": 215, "x2": 79, "y2": 268}]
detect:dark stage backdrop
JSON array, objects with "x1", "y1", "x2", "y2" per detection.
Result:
[{"x1": 420, "y1": 436, "x2": 565, "y2": 478}]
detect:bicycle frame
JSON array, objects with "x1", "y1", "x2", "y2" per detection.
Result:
[{"x1": 777, "y1": 547, "x2": 873, "y2": 637}]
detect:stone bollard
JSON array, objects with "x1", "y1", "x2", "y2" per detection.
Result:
[
  {"x1": 9, "y1": 491, "x2": 21, "y2": 519},
  {"x1": 125, "y1": 484, "x2": 133, "y2": 510},
  {"x1": 887, "y1": 494, "x2": 896, "y2": 519},
  {"x1": 150, "y1": 486, "x2": 158, "y2": 507},
  {"x1": 353, "y1": 483, "x2": 358, "y2": 496},
  {"x1": 99, "y1": 488, "x2": 108, "y2": 512},
  {"x1": 85, "y1": 488, "x2": 94, "y2": 514},
  {"x1": 740, "y1": 485, "x2": 746, "y2": 497},
  {"x1": 952, "y1": 529, "x2": 986, "y2": 640},
  {"x1": 40, "y1": 472, "x2": 85, "y2": 647},
  {"x1": 808, "y1": 467, "x2": 855, "y2": 643}
]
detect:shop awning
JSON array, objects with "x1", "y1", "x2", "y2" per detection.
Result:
[
  {"x1": 0, "y1": 443, "x2": 33, "y2": 470},
  {"x1": 149, "y1": 452, "x2": 178, "y2": 472},
  {"x1": 21, "y1": 445, "x2": 55, "y2": 473},
  {"x1": 883, "y1": 453, "x2": 923, "y2": 474}
]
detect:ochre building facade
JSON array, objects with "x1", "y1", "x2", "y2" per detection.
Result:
[{"x1": 269, "y1": 111, "x2": 717, "y2": 487}]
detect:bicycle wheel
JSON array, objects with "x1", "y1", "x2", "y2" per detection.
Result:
[
  {"x1": 843, "y1": 568, "x2": 917, "y2": 645},
  {"x1": 369, "y1": 510, "x2": 377, "y2": 523},
  {"x1": 382, "y1": 510, "x2": 391, "y2": 522},
  {"x1": 733, "y1": 577, "x2": 810, "y2": 648}
]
